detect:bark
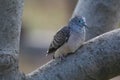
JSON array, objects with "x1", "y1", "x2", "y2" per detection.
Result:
[
  {"x1": 72, "y1": 0, "x2": 120, "y2": 40},
  {"x1": 26, "y1": 29, "x2": 120, "y2": 80},
  {"x1": 0, "y1": 0, "x2": 25, "y2": 80},
  {"x1": 1, "y1": 0, "x2": 120, "y2": 80}
]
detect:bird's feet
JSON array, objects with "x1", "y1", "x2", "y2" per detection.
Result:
[{"x1": 53, "y1": 55, "x2": 66, "y2": 61}]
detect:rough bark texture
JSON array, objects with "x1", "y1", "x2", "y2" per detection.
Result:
[
  {"x1": 27, "y1": 29, "x2": 120, "y2": 80},
  {"x1": 1, "y1": 0, "x2": 120, "y2": 80},
  {"x1": 72, "y1": 0, "x2": 120, "y2": 40},
  {"x1": 0, "y1": 0, "x2": 25, "y2": 80},
  {"x1": 26, "y1": 1, "x2": 120, "y2": 80}
]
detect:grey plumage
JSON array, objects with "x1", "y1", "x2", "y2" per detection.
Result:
[
  {"x1": 47, "y1": 16, "x2": 87, "y2": 58},
  {"x1": 47, "y1": 26, "x2": 70, "y2": 53}
]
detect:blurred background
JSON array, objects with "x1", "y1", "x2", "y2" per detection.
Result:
[
  {"x1": 20, "y1": 0, "x2": 77, "y2": 74},
  {"x1": 20, "y1": 0, "x2": 120, "y2": 80}
]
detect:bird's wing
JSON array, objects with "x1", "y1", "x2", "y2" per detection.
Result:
[{"x1": 47, "y1": 26, "x2": 70, "y2": 54}]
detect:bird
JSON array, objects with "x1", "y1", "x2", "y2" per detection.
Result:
[{"x1": 47, "y1": 16, "x2": 88, "y2": 59}]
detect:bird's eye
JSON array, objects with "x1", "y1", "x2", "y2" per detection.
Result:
[{"x1": 79, "y1": 20, "x2": 82, "y2": 23}]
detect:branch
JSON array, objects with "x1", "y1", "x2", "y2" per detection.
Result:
[
  {"x1": 72, "y1": 0, "x2": 120, "y2": 40},
  {"x1": 0, "y1": 0, "x2": 25, "y2": 80},
  {"x1": 27, "y1": 29, "x2": 120, "y2": 80}
]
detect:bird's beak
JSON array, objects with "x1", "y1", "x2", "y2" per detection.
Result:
[
  {"x1": 85, "y1": 25, "x2": 88, "y2": 29},
  {"x1": 84, "y1": 23, "x2": 89, "y2": 29}
]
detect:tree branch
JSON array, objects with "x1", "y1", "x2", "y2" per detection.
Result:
[
  {"x1": 27, "y1": 29, "x2": 120, "y2": 80},
  {"x1": 0, "y1": 0, "x2": 25, "y2": 80},
  {"x1": 72, "y1": 0, "x2": 120, "y2": 40},
  {"x1": 1, "y1": 0, "x2": 120, "y2": 80}
]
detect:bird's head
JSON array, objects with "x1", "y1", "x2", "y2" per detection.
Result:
[{"x1": 69, "y1": 16, "x2": 88, "y2": 28}]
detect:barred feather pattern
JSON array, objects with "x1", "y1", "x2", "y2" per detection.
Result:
[{"x1": 47, "y1": 26, "x2": 70, "y2": 53}]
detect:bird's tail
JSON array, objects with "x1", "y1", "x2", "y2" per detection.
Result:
[
  {"x1": 46, "y1": 49, "x2": 54, "y2": 56},
  {"x1": 46, "y1": 50, "x2": 50, "y2": 56}
]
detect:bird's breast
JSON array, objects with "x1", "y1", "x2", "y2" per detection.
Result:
[{"x1": 66, "y1": 27, "x2": 86, "y2": 52}]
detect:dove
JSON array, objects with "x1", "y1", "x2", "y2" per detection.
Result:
[{"x1": 47, "y1": 16, "x2": 87, "y2": 59}]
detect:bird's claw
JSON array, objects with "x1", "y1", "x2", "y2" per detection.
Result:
[{"x1": 53, "y1": 55, "x2": 66, "y2": 61}]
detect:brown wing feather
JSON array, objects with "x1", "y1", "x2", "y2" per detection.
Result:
[{"x1": 47, "y1": 26, "x2": 70, "y2": 54}]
